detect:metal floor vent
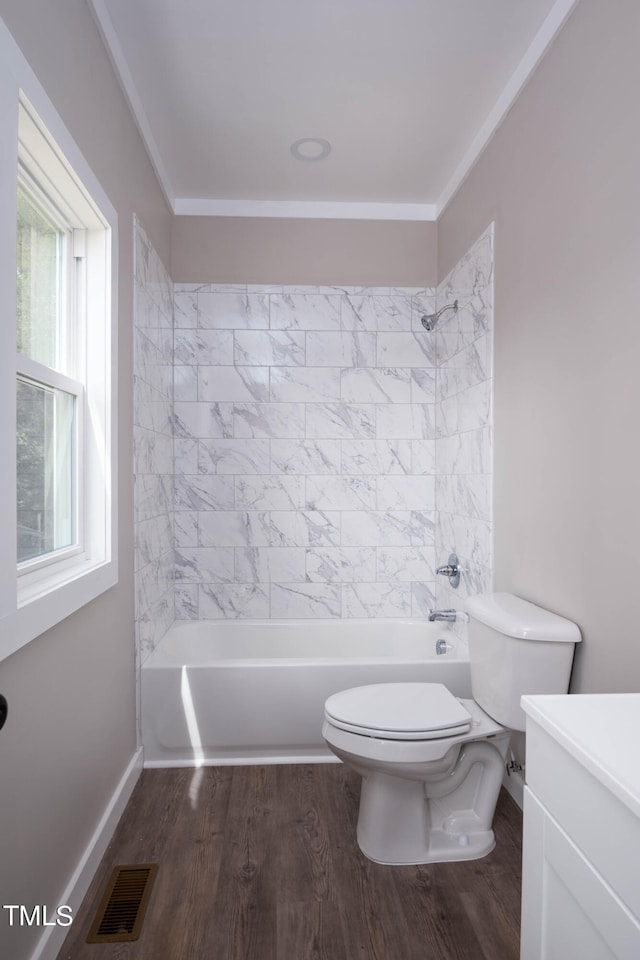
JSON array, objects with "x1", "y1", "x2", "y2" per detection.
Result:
[{"x1": 86, "y1": 863, "x2": 158, "y2": 944}]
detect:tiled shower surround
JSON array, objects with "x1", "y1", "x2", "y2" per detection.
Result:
[
  {"x1": 133, "y1": 218, "x2": 175, "y2": 661},
  {"x1": 171, "y1": 282, "x2": 439, "y2": 621},
  {"x1": 133, "y1": 221, "x2": 493, "y2": 648},
  {"x1": 170, "y1": 225, "x2": 493, "y2": 623},
  {"x1": 434, "y1": 227, "x2": 494, "y2": 629}
]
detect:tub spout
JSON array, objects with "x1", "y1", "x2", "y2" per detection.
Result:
[
  {"x1": 428, "y1": 609, "x2": 457, "y2": 622},
  {"x1": 428, "y1": 609, "x2": 470, "y2": 623}
]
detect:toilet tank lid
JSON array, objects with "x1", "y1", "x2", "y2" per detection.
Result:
[{"x1": 466, "y1": 592, "x2": 581, "y2": 643}]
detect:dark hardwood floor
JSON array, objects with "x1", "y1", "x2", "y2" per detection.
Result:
[{"x1": 57, "y1": 764, "x2": 522, "y2": 960}]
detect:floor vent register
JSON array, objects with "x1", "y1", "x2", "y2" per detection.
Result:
[{"x1": 86, "y1": 863, "x2": 158, "y2": 943}]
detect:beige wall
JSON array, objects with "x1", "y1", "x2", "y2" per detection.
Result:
[
  {"x1": 1, "y1": 3, "x2": 639, "y2": 954},
  {"x1": 172, "y1": 215, "x2": 438, "y2": 287},
  {"x1": 439, "y1": 0, "x2": 640, "y2": 694},
  {"x1": 0, "y1": 2, "x2": 171, "y2": 958}
]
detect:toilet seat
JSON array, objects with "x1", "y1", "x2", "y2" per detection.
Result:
[{"x1": 324, "y1": 682, "x2": 472, "y2": 740}]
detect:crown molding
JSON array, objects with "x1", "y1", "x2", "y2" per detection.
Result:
[
  {"x1": 173, "y1": 198, "x2": 439, "y2": 221},
  {"x1": 437, "y1": 0, "x2": 581, "y2": 215},
  {"x1": 90, "y1": 0, "x2": 580, "y2": 222},
  {"x1": 87, "y1": 0, "x2": 175, "y2": 211}
]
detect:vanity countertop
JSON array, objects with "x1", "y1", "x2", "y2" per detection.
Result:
[
  {"x1": 521, "y1": 692, "x2": 640, "y2": 820},
  {"x1": 520, "y1": 693, "x2": 640, "y2": 956}
]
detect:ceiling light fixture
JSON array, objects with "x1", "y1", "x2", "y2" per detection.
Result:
[{"x1": 290, "y1": 137, "x2": 332, "y2": 162}]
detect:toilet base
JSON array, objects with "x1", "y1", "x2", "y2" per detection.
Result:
[
  {"x1": 358, "y1": 813, "x2": 496, "y2": 865},
  {"x1": 358, "y1": 836, "x2": 495, "y2": 865},
  {"x1": 355, "y1": 739, "x2": 506, "y2": 865}
]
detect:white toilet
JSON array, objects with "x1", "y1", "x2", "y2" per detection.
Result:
[{"x1": 322, "y1": 592, "x2": 581, "y2": 865}]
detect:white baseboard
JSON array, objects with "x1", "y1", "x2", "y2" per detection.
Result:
[{"x1": 31, "y1": 747, "x2": 143, "y2": 960}]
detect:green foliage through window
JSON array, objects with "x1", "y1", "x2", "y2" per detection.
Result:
[{"x1": 16, "y1": 186, "x2": 65, "y2": 371}]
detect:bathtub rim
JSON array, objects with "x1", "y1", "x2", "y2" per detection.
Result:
[
  {"x1": 141, "y1": 617, "x2": 472, "y2": 768},
  {"x1": 142, "y1": 617, "x2": 467, "y2": 669}
]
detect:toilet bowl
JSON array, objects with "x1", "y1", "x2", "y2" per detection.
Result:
[
  {"x1": 323, "y1": 682, "x2": 510, "y2": 864},
  {"x1": 322, "y1": 592, "x2": 581, "y2": 865}
]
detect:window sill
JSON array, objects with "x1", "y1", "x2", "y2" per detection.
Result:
[{"x1": 0, "y1": 556, "x2": 118, "y2": 661}]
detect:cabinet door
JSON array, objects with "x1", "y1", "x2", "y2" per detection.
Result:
[{"x1": 521, "y1": 789, "x2": 640, "y2": 960}]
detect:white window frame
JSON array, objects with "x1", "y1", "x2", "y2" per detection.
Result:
[
  {"x1": 16, "y1": 166, "x2": 84, "y2": 571},
  {"x1": 16, "y1": 363, "x2": 84, "y2": 571},
  {"x1": 0, "y1": 18, "x2": 118, "y2": 661}
]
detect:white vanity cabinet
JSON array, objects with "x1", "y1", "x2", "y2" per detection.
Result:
[{"x1": 520, "y1": 694, "x2": 640, "y2": 960}]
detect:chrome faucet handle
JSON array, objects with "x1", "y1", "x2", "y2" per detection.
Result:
[
  {"x1": 435, "y1": 552, "x2": 460, "y2": 589},
  {"x1": 435, "y1": 639, "x2": 453, "y2": 655}
]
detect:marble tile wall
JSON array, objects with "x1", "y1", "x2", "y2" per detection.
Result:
[
  {"x1": 132, "y1": 225, "x2": 493, "y2": 628},
  {"x1": 434, "y1": 225, "x2": 494, "y2": 640},
  {"x1": 133, "y1": 217, "x2": 175, "y2": 660},
  {"x1": 171, "y1": 283, "x2": 440, "y2": 619}
]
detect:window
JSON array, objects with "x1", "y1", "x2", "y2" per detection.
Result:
[
  {"x1": 16, "y1": 172, "x2": 82, "y2": 568},
  {"x1": 16, "y1": 375, "x2": 78, "y2": 564},
  {"x1": 0, "y1": 20, "x2": 118, "y2": 661}
]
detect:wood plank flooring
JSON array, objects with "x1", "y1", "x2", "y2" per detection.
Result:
[{"x1": 57, "y1": 764, "x2": 522, "y2": 960}]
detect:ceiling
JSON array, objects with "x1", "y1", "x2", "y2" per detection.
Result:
[{"x1": 90, "y1": 0, "x2": 578, "y2": 219}]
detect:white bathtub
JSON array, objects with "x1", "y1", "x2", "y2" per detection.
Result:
[{"x1": 141, "y1": 619, "x2": 471, "y2": 767}]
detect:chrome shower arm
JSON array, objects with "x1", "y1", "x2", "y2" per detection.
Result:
[{"x1": 420, "y1": 299, "x2": 459, "y2": 331}]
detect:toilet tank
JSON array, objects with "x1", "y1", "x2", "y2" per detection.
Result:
[{"x1": 465, "y1": 593, "x2": 581, "y2": 732}]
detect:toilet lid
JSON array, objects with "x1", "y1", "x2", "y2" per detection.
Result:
[{"x1": 324, "y1": 683, "x2": 472, "y2": 740}]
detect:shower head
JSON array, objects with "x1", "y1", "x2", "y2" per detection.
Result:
[
  {"x1": 420, "y1": 299, "x2": 459, "y2": 331},
  {"x1": 421, "y1": 313, "x2": 438, "y2": 332}
]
